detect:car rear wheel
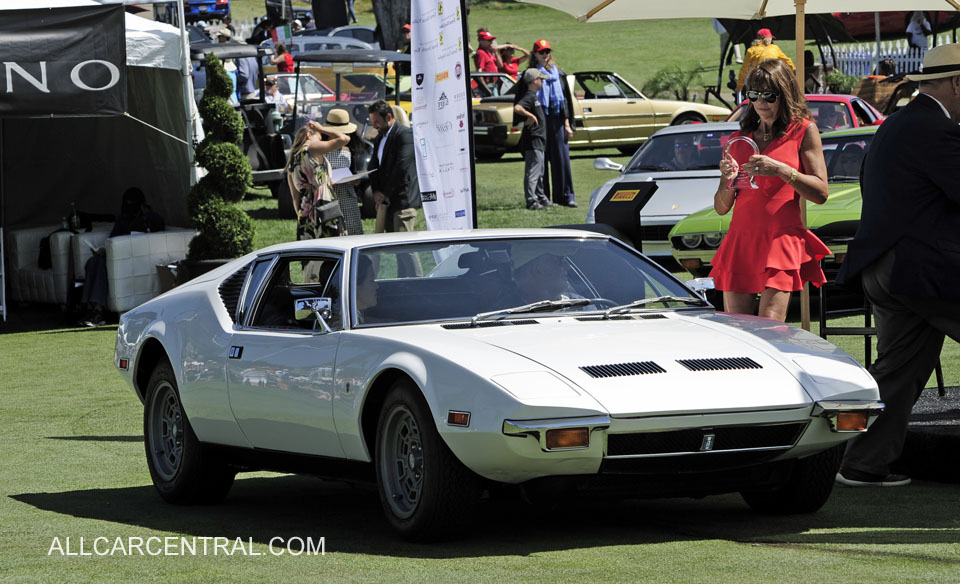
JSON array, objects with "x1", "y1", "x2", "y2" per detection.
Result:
[
  {"x1": 672, "y1": 112, "x2": 706, "y2": 125},
  {"x1": 375, "y1": 380, "x2": 480, "y2": 540},
  {"x1": 740, "y1": 444, "x2": 843, "y2": 514},
  {"x1": 144, "y1": 360, "x2": 235, "y2": 504}
]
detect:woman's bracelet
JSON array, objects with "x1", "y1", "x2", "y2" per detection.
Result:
[{"x1": 787, "y1": 168, "x2": 798, "y2": 184}]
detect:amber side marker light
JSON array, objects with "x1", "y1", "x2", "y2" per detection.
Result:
[
  {"x1": 836, "y1": 411, "x2": 869, "y2": 431},
  {"x1": 680, "y1": 258, "x2": 702, "y2": 270},
  {"x1": 545, "y1": 427, "x2": 589, "y2": 450},
  {"x1": 447, "y1": 411, "x2": 470, "y2": 427}
]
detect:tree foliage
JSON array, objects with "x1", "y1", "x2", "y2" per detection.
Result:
[{"x1": 641, "y1": 63, "x2": 705, "y2": 102}]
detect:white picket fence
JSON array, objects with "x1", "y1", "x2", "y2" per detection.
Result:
[{"x1": 832, "y1": 32, "x2": 955, "y2": 77}]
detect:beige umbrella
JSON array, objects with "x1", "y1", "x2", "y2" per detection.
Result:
[{"x1": 523, "y1": 0, "x2": 960, "y2": 329}]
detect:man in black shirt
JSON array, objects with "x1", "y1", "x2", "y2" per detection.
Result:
[{"x1": 514, "y1": 68, "x2": 551, "y2": 210}]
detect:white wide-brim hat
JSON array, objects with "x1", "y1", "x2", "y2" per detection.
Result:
[{"x1": 907, "y1": 44, "x2": 960, "y2": 81}]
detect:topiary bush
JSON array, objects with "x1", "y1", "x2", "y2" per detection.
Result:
[{"x1": 187, "y1": 53, "x2": 254, "y2": 260}]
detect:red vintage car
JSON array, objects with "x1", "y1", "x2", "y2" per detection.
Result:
[{"x1": 727, "y1": 94, "x2": 884, "y2": 133}]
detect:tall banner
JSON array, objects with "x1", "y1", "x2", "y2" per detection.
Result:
[
  {"x1": 411, "y1": 0, "x2": 476, "y2": 230},
  {"x1": 0, "y1": 5, "x2": 126, "y2": 117}
]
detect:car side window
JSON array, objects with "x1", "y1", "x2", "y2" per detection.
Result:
[
  {"x1": 249, "y1": 255, "x2": 344, "y2": 332},
  {"x1": 850, "y1": 100, "x2": 872, "y2": 126},
  {"x1": 238, "y1": 257, "x2": 276, "y2": 326},
  {"x1": 576, "y1": 74, "x2": 621, "y2": 100},
  {"x1": 611, "y1": 75, "x2": 641, "y2": 99}
]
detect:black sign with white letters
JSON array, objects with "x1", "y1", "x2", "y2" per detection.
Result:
[{"x1": 0, "y1": 5, "x2": 126, "y2": 117}]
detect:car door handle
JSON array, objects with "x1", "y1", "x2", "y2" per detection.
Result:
[
  {"x1": 583, "y1": 107, "x2": 592, "y2": 113},
  {"x1": 626, "y1": 100, "x2": 636, "y2": 104}
]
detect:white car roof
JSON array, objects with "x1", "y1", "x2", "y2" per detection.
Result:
[
  {"x1": 649, "y1": 121, "x2": 740, "y2": 137},
  {"x1": 253, "y1": 228, "x2": 609, "y2": 255}
]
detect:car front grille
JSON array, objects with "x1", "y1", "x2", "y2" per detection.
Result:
[{"x1": 606, "y1": 422, "x2": 807, "y2": 456}]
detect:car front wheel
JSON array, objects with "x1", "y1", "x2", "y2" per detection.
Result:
[
  {"x1": 740, "y1": 444, "x2": 843, "y2": 514},
  {"x1": 144, "y1": 360, "x2": 235, "y2": 504},
  {"x1": 375, "y1": 380, "x2": 480, "y2": 540}
]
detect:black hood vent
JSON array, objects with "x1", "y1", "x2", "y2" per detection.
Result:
[
  {"x1": 581, "y1": 361, "x2": 667, "y2": 378},
  {"x1": 575, "y1": 313, "x2": 667, "y2": 322},
  {"x1": 442, "y1": 319, "x2": 539, "y2": 330},
  {"x1": 677, "y1": 357, "x2": 762, "y2": 371}
]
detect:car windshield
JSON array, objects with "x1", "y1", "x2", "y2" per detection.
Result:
[
  {"x1": 626, "y1": 129, "x2": 733, "y2": 173},
  {"x1": 274, "y1": 75, "x2": 333, "y2": 100},
  {"x1": 353, "y1": 237, "x2": 702, "y2": 326},
  {"x1": 822, "y1": 132, "x2": 874, "y2": 182}
]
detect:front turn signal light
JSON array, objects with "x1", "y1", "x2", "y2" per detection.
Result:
[
  {"x1": 681, "y1": 258, "x2": 703, "y2": 271},
  {"x1": 836, "y1": 411, "x2": 869, "y2": 431},
  {"x1": 545, "y1": 428, "x2": 589, "y2": 450}
]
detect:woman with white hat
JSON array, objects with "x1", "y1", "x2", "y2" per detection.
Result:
[{"x1": 323, "y1": 108, "x2": 364, "y2": 235}]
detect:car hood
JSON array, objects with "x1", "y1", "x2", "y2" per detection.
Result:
[
  {"x1": 444, "y1": 315, "x2": 815, "y2": 417},
  {"x1": 588, "y1": 172, "x2": 720, "y2": 223},
  {"x1": 631, "y1": 173, "x2": 719, "y2": 220}
]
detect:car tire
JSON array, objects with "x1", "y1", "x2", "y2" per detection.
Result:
[
  {"x1": 671, "y1": 112, "x2": 706, "y2": 125},
  {"x1": 143, "y1": 360, "x2": 235, "y2": 505},
  {"x1": 617, "y1": 146, "x2": 637, "y2": 156},
  {"x1": 740, "y1": 444, "x2": 843, "y2": 514},
  {"x1": 476, "y1": 151, "x2": 505, "y2": 161},
  {"x1": 375, "y1": 380, "x2": 481, "y2": 540}
]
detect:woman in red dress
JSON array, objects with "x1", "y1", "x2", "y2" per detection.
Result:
[
  {"x1": 711, "y1": 59, "x2": 831, "y2": 322},
  {"x1": 270, "y1": 42, "x2": 294, "y2": 73}
]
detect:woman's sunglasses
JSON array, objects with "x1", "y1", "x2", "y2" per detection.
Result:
[
  {"x1": 746, "y1": 90, "x2": 779, "y2": 103},
  {"x1": 537, "y1": 49, "x2": 551, "y2": 55}
]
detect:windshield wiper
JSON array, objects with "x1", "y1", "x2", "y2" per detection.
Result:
[
  {"x1": 604, "y1": 295, "x2": 708, "y2": 318},
  {"x1": 472, "y1": 298, "x2": 591, "y2": 325},
  {"x1": 628, "y1": 164, "x2": 669, "y2": 172}
]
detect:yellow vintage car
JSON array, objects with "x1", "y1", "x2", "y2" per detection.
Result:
[{"x1": 473, "y1": 70, "x2": 731, "y2": 160}]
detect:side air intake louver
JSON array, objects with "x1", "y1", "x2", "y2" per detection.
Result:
[
  {"x1": 580, "y1": 361, "x2": 667, "y2": 378},
  {"x1": 218, "y1": 264, "x2": 250, "y2": 324},
  {"x1": 442, "y1": 319, "x2": 539, "y2": 330},
  {"x1": 676, "y1": 357, "x2": 762, "y2": 371}
]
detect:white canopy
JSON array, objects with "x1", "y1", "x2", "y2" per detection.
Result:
[{"x1": 522, "y1": 1, "x2": 960, "y2": 23}]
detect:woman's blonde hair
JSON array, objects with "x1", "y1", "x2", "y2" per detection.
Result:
[
  {"x1": 740, "y1": 59, "x2": 811, "y2": 138},
  {"x1": 285, "y1": 125, "x2": 313, "y2": 173}
]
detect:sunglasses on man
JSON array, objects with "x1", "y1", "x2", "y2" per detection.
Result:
[{"x1": 746, "y1": 90, "x2": 779, "y2": 103}]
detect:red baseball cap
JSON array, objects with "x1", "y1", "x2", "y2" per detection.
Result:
[
  {"x1": 757, "y1": 28, "x2": 775, "y2": 39},
  {"x1": 402, "y1": 23, "x2": 411, "y2": 31},
  {"x1": 478, "y1": 31, "x2": 495, "y2": 41},
  {"x1": 533, "y1": 38, "x2": 551, "y2": 52}
]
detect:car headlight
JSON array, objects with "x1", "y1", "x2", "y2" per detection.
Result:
[
  {"x1": 703, "y1": 232, "x2": 724, "y2": 248},
  {"x1": 680, "y1": 234, "x2": 702, "y2": 249}
]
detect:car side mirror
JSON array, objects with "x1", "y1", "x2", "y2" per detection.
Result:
[
  {"x1": 594, "y1": 157, "x2": 624, "y2": 172},
  {"x1": 687, "y1": 277, "x2": 715, "y2": 295},
  {"x1": 294, "y1": 297, "x2": 333, "y2": 333}
]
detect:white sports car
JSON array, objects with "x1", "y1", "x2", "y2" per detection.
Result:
[{"x1": 115, "y1": 229, "x2": 882, "y2": 540}]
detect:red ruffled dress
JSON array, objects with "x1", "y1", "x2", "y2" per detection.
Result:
[{"x1": 710, "y1": 119, "x2": 831, "y2": 293}]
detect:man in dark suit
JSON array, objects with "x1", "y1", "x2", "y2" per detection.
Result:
[
  {"x1": 835, "y1": 45, "x2": 960, "y2": 488},
  {"x1": 367, "y1": 100, "x2": 421, "y2": 234}
]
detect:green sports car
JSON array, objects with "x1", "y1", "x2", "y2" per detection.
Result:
[{"x1": 669, "y1": 125, "x2": 878, "y2": 278}]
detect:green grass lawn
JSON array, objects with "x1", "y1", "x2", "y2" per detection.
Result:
[{"x1": 2, "y1": 2, "x2": 958, "y2": 582}]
